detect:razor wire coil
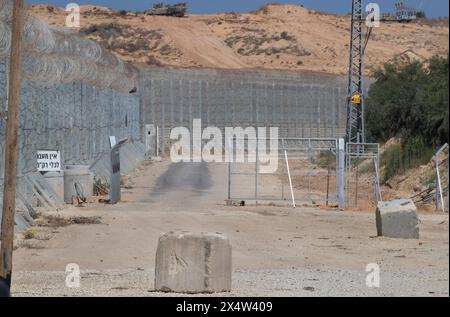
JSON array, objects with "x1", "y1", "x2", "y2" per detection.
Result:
[{"x1": 0, "y1": 0, "x2": 137, "y2": 92}]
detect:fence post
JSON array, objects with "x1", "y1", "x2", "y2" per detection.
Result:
[
  {"x1": 374, "y1": 147, "x2": 383, "y2": 203},
  {"x1": 337, "y1": 138, "x2": 345, "y2": 209},
  {"x1": 436, "y1": 144, "x2": 449, "y2": 211},
  {"x1": 255, "y1": 136, "x2": 259, "y2": 205},
  {"x1": 227, "y1": 161, "x2": 231, "y2": 202}
]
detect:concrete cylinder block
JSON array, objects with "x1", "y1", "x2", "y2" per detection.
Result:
[
  {"x1": 155, "y1": 231, "x2": 232, "y2": 294},
  {"x1": 63, "y1": 165, "x2": 94, "y2": 204},
  {"x1": 43, "y1": 171, "x2": 64, "y2": 200},
  {"x1": 376, "y1": 199, "x2": 419, "y2": 239}
]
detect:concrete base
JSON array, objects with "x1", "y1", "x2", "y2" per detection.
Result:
[
  {"x1": 376, "y1": 199, "x2": 419, "y2": 239},
  {"x1": 155, "y1": 231, "x2": 232, "y2": 294}
]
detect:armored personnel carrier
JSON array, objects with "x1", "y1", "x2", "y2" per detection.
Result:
[{"x1": 146, "y1": 3, "x2": 187, "y2": 17}]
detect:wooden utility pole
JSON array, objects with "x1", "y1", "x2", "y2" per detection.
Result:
[{"x1": 0, "y1": 0, "x2": 25, "y2": 288}]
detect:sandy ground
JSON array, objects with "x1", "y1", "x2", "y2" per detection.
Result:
[
  {"x1": 29, "y1": 4, "x2": 449, "y2": 75},
  {"x1": 10, "y1": 159, "x2": 449, "y2": 297}
]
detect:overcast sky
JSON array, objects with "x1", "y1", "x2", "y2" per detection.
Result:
[{"x1": 25, "y1": 0, "x2": 449, "y2": 18}]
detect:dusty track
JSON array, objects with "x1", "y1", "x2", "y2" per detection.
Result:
[{"x1": 11, "y1": 160, "x2": 449, "y2": 297}]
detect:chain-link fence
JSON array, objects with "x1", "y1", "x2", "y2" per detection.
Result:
[
  {"x1": 345, "y1": 143, "x2": 382, "y2": 210},
  {"x1": 0, "y1": 60, "x2": 141, "y2": 218},
  {"x1": 139, "y1": 67, "x2": 348, "y2": 154},
  {"x1": 0, "y1": 2, "x2": 143, "y2": 228}
]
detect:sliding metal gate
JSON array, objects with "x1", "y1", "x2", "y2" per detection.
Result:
[
  {"x1": 345, "y1": 143, "x2": 382, "y2": 209},
  {"x1": 227, "y1": 138, "x2": 345, "y2": 208}
]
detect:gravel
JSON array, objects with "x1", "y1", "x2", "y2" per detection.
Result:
[{"x1": 11, "y1": 266, "x2": 449, "y2": 297}]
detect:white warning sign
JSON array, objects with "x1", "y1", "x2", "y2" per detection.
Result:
[{"x1": 37, "y1": 150, "x2": 61, "y2": 172}]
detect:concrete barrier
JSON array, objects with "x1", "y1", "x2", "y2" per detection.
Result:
[
  {"x1": 376, "y1": 199, "x2": 419, "y2": 239},
  {"x1": 43, "y1": 171, "x2": 64, "y2": 201},
  {"x1": 155, "y1": 231, "x2": 232, "y2": 294},
  {"x1": 64, "y1": 166, "x2": 94, "y2": 204}
]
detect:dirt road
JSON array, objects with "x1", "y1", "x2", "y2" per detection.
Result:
[{"x1": 11, "y1": 160, "x2": 449, "y2": 297}]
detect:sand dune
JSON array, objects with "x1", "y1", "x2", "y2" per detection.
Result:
[{"x1": 29, "y1": 3, "x2": 449, "y2": 75}]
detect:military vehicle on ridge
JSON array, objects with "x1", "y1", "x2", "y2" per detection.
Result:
[{"x1": 146, "y1": 3, "x2": 187, "y2": 17}]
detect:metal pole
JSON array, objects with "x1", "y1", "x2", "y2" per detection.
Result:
[
  {"x1": 337, "y1": 139, "x2": 345, "y2": 209},
  {"x1": 156, "y1": 126, "x2": 160, "y2": 156},
  {"x1": 308, "y1": 139, "x2": 312, "y2": 204},
  {"x1": 227, "y1": 162, "x2": 231, "y2": 201},
  {"x1": 281, "y1": 139, "x2": 285, "y2": 200},
  {"x1": 326, "y1": 164, "x2": 330, "y2": 206},
  {"x1": 1, "y1": 0, "x2": 25, "y2": 288},
  {"x1": 284, "y1": 150, "x2": 296, "y2": 208},
  {"x1": 161, "y1": 83, "x2": 165, "y2": 155},
  {"x1": 255, "y1": 137, "x2": 259, "y2": 206},
  {"x1": 436, "y1": 144, "x2": 448, "y2": 211},
  {"x1": 446, "y1": 155, "x2": 449, "y2": 213},
  {"x1": 374, "y1": 149, "x2": 383, "y2": 203},
  {"x1": 355, "y1": 164, "x2": 359, "y2": 207}
]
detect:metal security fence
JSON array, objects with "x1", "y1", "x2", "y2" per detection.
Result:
[
  {"x1": 345, "y1": 143, "x2": 382, "y2": 209},
  {"x1": 227, "y1": 138, "x2": 345, "y2": 208},
  {"x1": 139, "y1": 67, "x2": 348, "y2": 154},
  {"x1": 0, "y1": 0, "x2": 138, "y2": 92},
  {"x1": 0, "y1": 2, "x2": 143, "y2": 229},
  {"x1": 0, "y1": 58, "x2": 141, "y2": 171},
  {"x1": 0, "y1": 58, "x2": 141, "y2": 216}
]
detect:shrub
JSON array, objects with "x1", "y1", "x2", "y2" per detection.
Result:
[
  {"x1": 366, "y1": 56, "x2": 449, "y2": 181},
  {"x1": 280, "y1": 31, "x2": 289, "y2": 40},
  {"x1": 380, "y1": 137, "x2": 435, "y2": 182},
  {"x1": 366, "y1": 56, "x2": 449, "y2": 147}
]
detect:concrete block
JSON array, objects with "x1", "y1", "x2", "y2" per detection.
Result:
[
  {"x1": 376, "y1": 199, "x2": 419, "y2": 239},
  {"x1": 155, "y1": 231, "x2": 232, "y2": 294},
  {"x1": 43, "y1": 171, "x2": 64, "y2": 200},
  {"x1": 64, "y1": 166, "x2": 94, "y2": 204}
]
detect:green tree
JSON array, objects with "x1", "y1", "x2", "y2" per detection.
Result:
[
  {"x1": 366, "y1": 56, "x2": 449, "y2": 147},
  {"x1": 365, "y1": 56, "x2": 449, "y2": 180}
]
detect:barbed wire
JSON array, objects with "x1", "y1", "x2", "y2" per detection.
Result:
[{"x1": 0, "y1": 0, "x2": 138, "y2": 92}]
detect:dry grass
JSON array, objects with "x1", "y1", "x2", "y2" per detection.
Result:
[
  {"x1": 39, "y1": 215, "x2": 73, "y2": 228},
  {"x1": 18, "y1": 241, "x2": 46, "y2": 250},
  {"x1": 71, "y1": 216, "x2": 102, "y2": 225},
  {"x1": 29, "y1": 3, "x2": 448, "y2": 74},
  {"x1": 22, "y1": 230, "x2": 37, "y2": 240},
  {"x1": 225, "y1": 29, "x2": 311, "y2": 57},
  {"x1": 79, "y1": 23, "x2": 183, "y2": 59},
  {"x1": 39, "y1": 215, "x2": 102, "y2": 228}
]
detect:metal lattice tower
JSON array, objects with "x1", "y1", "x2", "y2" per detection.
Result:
[{"x1": 346, "y1": 0, "x2": 365, "y2": 144}]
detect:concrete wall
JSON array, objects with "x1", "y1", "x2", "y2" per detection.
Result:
[{"x1": 140, "y1": 67, "x2": 348, "y2": 152}]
